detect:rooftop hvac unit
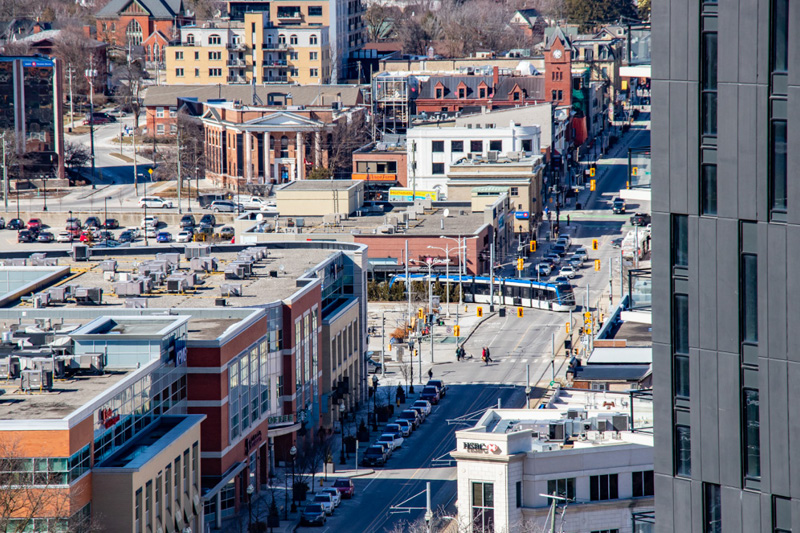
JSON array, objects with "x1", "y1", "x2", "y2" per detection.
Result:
[
  {"x1": 32, "y1": 357, "x2": 54, "y2": 373},
  {"x1": 295, "y1": 218, "x2": 305, "y2": 228},
  {"x1": 53, "y1": 358, "x2": 67, "y2": 379},
  {"x1": 215, "y1": 298, "x2": 227, "y2": 306},
  {"x1": 137, "y1": 276, "x2": 154, "y2": 293},
  {"x1": 74, "y1": 287, "x2": 103, "y2": 305},
  {"x1": 181, "y1": 272, "x2": 196, "y2": 288},
  {"x1": 149, "y1": 271, "x2": 166, "y2": 286},
  {"x1": 0, "y1": 357, "x2": 20, "y2": 379},
  {"x1": 20, "y1": 369, "x2": 53, "y2": 392},
  {"x1": 156, "y1": 253, "x2": 181, "y2": 268},
  {"x1": 185, "y1": 245, "x2": 211, "y2": 259},
  {"x1": 33, "y1": 293, "x2": 50, "y2": 308},
  {"x1": 224, "y1": 265, "x2": 246, "y2": 280},
  {"x1": 379, "y1": 225, "x2": 394, "y2": 234},
  {"x1": 48, "y1": 286, "x2": 71, "y2": 302},
  {"x1": 79, "y1": 353, "x2": 105, "y2": 374},
  {"x1": 612, "y1": 414, "x2": 630, "y2": 432},
  {"x1": 487, "y1": 151, "x2": 499, "y2": 161},
  {"x1": 29, "y1": 253, "x2": 46, "y2": 266},
  {"x1": 220, "y1": 283, "x2": 242, "y2": 297},
  {"x1": 73, "y1": 245, "x2": 90, "y2": 262},
  {"x1": 191, "y1": 257, "x2": 217, "y2": 272},
  {"x1": 597, "y1": 419, "x2": 608, "y2": 432},
  {"x1": 114, "y1": 280, "x2": 143, "y2": 297},
  {"x1": 125, "y1": 298, "x2": 148, "y2": 309},
  {"x1": 166, "y1": 277, "x2": 188, "y2": 293},
  {"x1": 100, "y1": 260, "x2": 117, "y2": 272},
  {"x1": 232, "y1": 261, "x2": 252, "y2": 277},
  {"x1": 549, "y1": 421, "x2": 566, "y2": 441}
]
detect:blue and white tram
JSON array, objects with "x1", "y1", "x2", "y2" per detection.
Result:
[{"x1": 390, "y1": 275, "x2": 577, "y2": 312}]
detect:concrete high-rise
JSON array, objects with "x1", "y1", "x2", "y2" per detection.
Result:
[{"x1": 653, "y1": 0, "x2": 797, "y2": 531}]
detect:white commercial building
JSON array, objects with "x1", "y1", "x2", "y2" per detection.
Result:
[
  {"x1": 407, "y1": 120, "x2": 541, "y2": 196},
  {"x1": 452, "y1": 388, "x2": 654, "y2": 533}
]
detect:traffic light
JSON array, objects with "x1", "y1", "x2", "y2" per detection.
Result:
[
  {"x1": 594, "y1": 259, "x2": 601, "y2": 271},
  {"x1": 477, "y1": 306, "x2": 483, "y2": 318},
  {"x1": 584, "y1": 311, "x2": 592, "y2": 322},
  {"x1": 413, "y1": 349, "x2": 418, "y2": 358},
  {"x1": 589, "y1": 166, "x2": 596, "y2": 177},
  {"x1": 517, "y1": 307, "x2": 524, "y2": 318},
  {"x1": 529, "y1": 240, "x2": 537, "y2": 252},
  {"x1": 585, "y1": 326, "x2": 592, "y2": 335},
  {"x1": 454, "y1": 325, "x2": 461, "y2": 337},
  {"x1": 418, "y1": 308, "x2": 424, "y2": 319},
  {"x1": 517, "y1": 258, "x2": 524, "y2": 271},
  {"x1": 565, "y1": 322, "x2": 571, "y2": 334},
  {"x1": 590, "y1": 179, "x2": 596, "y2": 191},
  {"x1": 592, "y1": 239, "x2": 599, "y2": 250}
]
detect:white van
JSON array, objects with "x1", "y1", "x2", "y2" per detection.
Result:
[{"x1": 139, "y1": 196, "x2": 173, "y2": 209}]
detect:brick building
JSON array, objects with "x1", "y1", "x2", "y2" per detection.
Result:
[{"x1": 95, "y1": 0, "x2": 192, "y2": 63}]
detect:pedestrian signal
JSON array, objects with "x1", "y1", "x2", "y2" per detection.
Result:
[
  {"x1": 477, "y1": 307, "x2": 483, "y2": 318},
  {"x1": 454, "y1": 325, "x2": 461, "y2": 337},
  {"x1": 592, "y1": 239, "x2": 599, "y2": 250},
  {"x1": 594, "y1": 259, "x2": 601, "y2": 271},
  {"x1": 517, "y1": 307, "x2": 524, "y2": 318}
]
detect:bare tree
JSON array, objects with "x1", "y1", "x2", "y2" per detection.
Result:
[
  {"x1": 64, "y1": 141, "x2": 91, "y2": 169},
  {"x1": 112, "y1": 54, "x2": 147, "y2": 128},
  {"x1": 365, "y1": 3, "x2": 399, "y2": 42},
  {"x1": 317, "y1": 111, "x2": 370, "y2": 179}
]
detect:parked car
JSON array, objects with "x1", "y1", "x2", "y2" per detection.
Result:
[
  {"x1": 536, "y1": 263, "x2": 552, "y2": 276},
  {"x1": 84, "y1": 217, "x2": 102, "y2": 229},
  {"x1": 105, "y1": 107, "x2": 127, "y2": 117},
  {"x1": 17, "y1": 230, "x2": 35, "y2": 243},
  {"x1": 195, "y1": 224, "x2": 213, "y2": 238},
  {"x1": 630, "y1": 212, "x2": 652, "y2": 226},
  {"x1": 118, "y1": 230, "x2": 134, "y2": 243},
  {"x1": 83, "y1": 112, "x2": 114, "y2": 125},
  {"x1": 79, "y1": 231, "x2": 94, "y2": 243},
  {"x1": 36, "y1": 231, "x2": 54, "y2": 243},
  {"x1": 551, "y1": 245, "x2": 567, "y2": 256},
  {"x1": 301, "y1": 504, "x2": 327, "y2": 526},
  {"x1": 362, "y1": 445, "x2": 388, "y2": 466},
  {"x1": 156, "y1": 231, "x2": 172, "y2": 243},
  {"x1": 555, "y1": 237, "x2": 570, "y2": 250},
  {"x1": 0, "y1": 217, "x2": 6, "y2": 229},
  {"x1": 209, "y1": 200, "x2": 237, "y2": 213},
  {"x1": 373, "y1": 441, "x2": 392, "y2": 458},
  {"x1": 332, "y1": 478, "x2": 355, "y2": 499},
  {"x1": 559, "y1": 265, "x2": 577, "y2": 279},
  {"x1": 141, "y1": 216, "x2": 159, "y2": 228},
  {"x1": 139, "y1": 196, "x2": 173, "y2": 209},
  {"x1": 545, "y1": 253, "x2": 561, "y2": 265},
  {"x1": 56, "y1": 231, "x2": 74, "y2": 243},
  {"x1": 65, "y1": 217, "x2": 81, "y2": 230},
  {"x1": 554, "y1": 276, "x2": 570, "y2": 285},
  {"x1": 200, "y1": 214, "x2": 216, "y2": 226},
  {"x1": 103, "y1": 218, "x2": 119, "y2": 229},
  {"x1": 235, "y1": 195, "x2": 272, "y2": 210},
  {"x1": 408, "y1": 405, "x2": 427, "y2": 423},
  {"x1": 145, "y1": 227, "x2": 157, "y2": 238},
  {"x1": 394, "y1": 419, "x2": 414, "y2": 435},
  {"x1": 377, "y1": 432, "x2": 403, "y2": 451},
  {"x1": 386, "y1": 422, "x2": 410, "y2": 438},
  {"x1": 573, "y1": 248, "x2": 588, "y2": 261},
  {"x1": 180, "y1": 214, "x2": 196, "y2": 229},
  {"x1": 612, "y1": 197, "x2": 626, "y2": 214},
  {"x1": 219, "y1": 226, "x2": 235, "y2": 240},
  {"x1": 97, "y1": 230, "x2": 114, "y2": 241},
  {"x1": 312, "y1": 493, "x2": 335, "y2": 515},
  {"x1": 320, "y1": 487, "x2": 342, "y2": 508},
  {"x1": 426, "y1": 380, "x2": 447, "y2": 397},
  {"x1": 27, "y1": 218, "x2": 43, "y2": 231},
  {"x1": 419, "y1": 386, "x2": 440, "y2": 405},
  {"x1": 397, "y1": 409, "x2": 421, "y2": 430},
  {"x1": 176, "y1": 230, "x2": 193, "y2": 243},
  {"x1": 413, "y1": 400, "x2": 432, "y2": 417},
  {"x1": 7, "y1": 218, "x2": 23, "y2": 230}
]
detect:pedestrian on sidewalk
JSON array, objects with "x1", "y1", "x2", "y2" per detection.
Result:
[
  {"x1": 567, "y1": 214, "x2": 570, "y2": 227},
  {"x1": 428, "y1": 368, "x2": 433, "y2": 380}
]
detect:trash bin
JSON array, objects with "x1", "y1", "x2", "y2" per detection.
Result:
[
  {"x1": 576, "y1": 203, "x2": 582, "y2": 210},
  {"x1": 498, "y1": 307, "x2": 506, "y2": 317}
]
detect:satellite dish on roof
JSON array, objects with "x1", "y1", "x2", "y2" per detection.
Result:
[
  {"x1": 443, "y1": 208, "x2": 450, "y2": 217},
  {"x1": 256, "y1": 213, "x2": 264, "y2": 221}
]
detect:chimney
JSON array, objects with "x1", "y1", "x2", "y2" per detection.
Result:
[{"x1": 492, "y1": 66, "x2": 499, "y2": 88}]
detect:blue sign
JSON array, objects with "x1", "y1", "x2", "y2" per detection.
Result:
[
  {"x1": 175, "y1": 338, "x2": 187, "y2": 366},
  {"x1": 515, "y1": 211, "x2": 530, "y2": 220},
  {"x1": 22, "y1": 59, "x2": 53, "y2": 68}
]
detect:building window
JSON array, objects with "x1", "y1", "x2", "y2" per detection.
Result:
[
  {"x1": 175, "y1": 68, "x2": 184, "y2": 77},
  {"x1": 743, "y1": 387, "x2": 761, "y2": 480},
  {"x1": 522, "y1": 139, "x2": 532, "y2": 152},
  {"x1": 673, "y1": 293, "x2": 689, "y2": 355},
  {"x1": 479, "y1": 87, "x2": 486, "y2": 98},
  {"x1": 436, "y1": 87, "x2": 443, "y2": 99},
  {"x1": 632, "y1": 470, "x2": 654, "y2": 497},
  {"x1": 700, "y1": 17, "x2": 718, "y2": 136},
  {"x1": 126, "y1": 19, "x2": 143, "y2": 46},
  {"x1": 515, "y1": 481, "x2": 522, "y2": 508},
  {"x1": 489, "y1": 140, "x2": 502, "y2": 152},
  {"x1": 701, "y1": 151, "x2": 717, "y2": 215},
  {"x1": 675, "y1": 423, "x2": 692, "y2": 477},
  {"x1": 432, "y1": 141, "x2": 445, "y2": 153},
  {"x1": 209, "y1": 51, "x2": 221, "y2": 60},
  {"x1": 771, "y1": 0, "x2": 789, "y2": 74},
  {"x1": 451, "y1": 140, "x2": 464, "y2": 152},
  {"x1": 209, "y1": 34, "x2": 221, "y2": 45},
  {"x1": 194, "y1": 51, "x2": 199, "y2": 60},
  {"x1": 432, "y1": 163, "x2": 445, "y2": 175},
  {"x1": 209, "y1": 68, "x2": 222, "y2": 77},
  {"x1": 513, "y1": 91, "x2": 520, "y2": 101},
  {"x1": 279, "y1": 34, "x2": 286, "y2": 44},
  {"x1": 589, "y1": 474, "x2": 618, "y2": 501},
  {"x1": 195, "y1": 68, "x2": 200, "y2": 77},
  {"x1": 672, "y1": 215, "x2": 688, "y2": 267},
  {"x1": 310, "y1": 68, "x2": 319, "y2": 77},
  {"x1": 135, "y1": 488, "x2": 142, "y2": 533},
  {"x1": 458, "y1": 88, "x2": 466, "y2": 98},
  {"x1": 156, "y1": 107, "x2": 164, "y2": 118},
  {"x1": 471, "y1": 482, "x2": 494, "y2": 533},
  {"x1": 704, "y1": 483, "x2": 721, "y2": 533},
  {"x1": 309, "y1": 5, "x2": 323, "y2": 15},
  {"x1": 155, "y1": 474, "x2": 162, "y2": 522},
  {"x1": 741, "y1": 253, "x2": 758, "y2": 344},
  {"x1": 509, "y1": 187, "x2": 519, "y2": 196},
  {"x1": 170, "y1": 124, "x2": 177, "y2": 134},
  {"x1": 156, "y1": 125, "x2": 165, "y2": 135},
  {"x1": 145, "y1": 481, "x2": 152, "y2": 530},
  {"x1": 169, "y1": 107, "x2": 177, "y2": 118},
  {"x1": 770, "y1": 111, "x2": 787, "y2": 214},
  {"x1": 551, "y1": 90, "x2": 558, "y2": 100},
  {"x1": 470, "y1": 140, "x2": 483, "y2": 153},
  {"x1": 310, "y1": 34, "x2": 318, "y2": 44},
  {"x1": 165, "y1": 465, "x2": 172, "y2": 513},
  {"x1": 175, "y1": 51, "x2": 183, "y2": 60},
  {"x1": 773, "y1": 496, "x2": 792, "y2": 533},
  {"x1": 546, "y1": 478, "x2": 575, "y2": 501},
  {"x1": 290, "y1": 34, "x2": 298, "y2": 45},
  {"x1": 310, "y1": 51, "x2": 318, "y2": 60}
]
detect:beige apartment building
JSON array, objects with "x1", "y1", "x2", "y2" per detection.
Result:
[{"x1": 165, "y1": 12, "x2": 331, "y2": 86}]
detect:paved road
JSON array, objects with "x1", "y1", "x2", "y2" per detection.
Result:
[{"x1": 297, "y1": 383, "x2": 526, "y2": 533}]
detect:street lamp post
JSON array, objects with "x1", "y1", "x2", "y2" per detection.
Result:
[
  {"x1": 371, "y1": 375, "x2": 378, "y2": 431},
  {"x1": 103, "y1": 196, "x2": 111, "y2": 232},
  {"x1": 289, "y1": 445, "x2": 297, "y2": 513},
  {"x1": 42, "y1": 175, "x2": 47, "y2": 211},
  {"x1": 339, "y1": 401, "x2": 347, "y2": 464},
  {"x1": 246, "y1": 483, "x2": 255, "y2": 533}
]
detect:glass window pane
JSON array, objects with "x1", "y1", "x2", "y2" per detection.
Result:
[
  {"x1": 675, "y1": 355, "x2": 690, "y2": 398},
  {"x1": 772, "y1": 0, "x2": 789, "y2": 72},
  {"x1": 774, "y1": 496, "x2": 792, "y2": 531},
  {"x1": 742, "y1": 254, "x2": 758, "y2": 343},
  {"x1": 673, "y1": 294, "x2": 689, "y2": 354},
  {"x1": 704, "y1": 483, "x2": 722, "y2": 533},
  {"x1": 701, "y1": 164, "x2": 718, "y2": 215},
  {"x1": 702, "y1": 31, "x2": 718, "y2": 90},
  {"x1": 673, "y1": 216, "x2": 689, "y2": 266},
  {"x1": 744, "y1": 388, "x2": 761, "y2": 478},
  {"x1": 771, "y1": 120, "x2": 787, "y2": 211},
  {"x1": 676, "y1": 424, "x2": 692, "y2": 477},
  {"x1": 702, "y1": 92, "x2": 718, "y2": 136}
]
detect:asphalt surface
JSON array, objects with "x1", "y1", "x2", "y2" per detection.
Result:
[{"x1": 296, "y1": 383, "x2": 526, "y2": 533}]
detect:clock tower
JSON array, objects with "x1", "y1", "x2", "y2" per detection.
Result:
[{"x1": 544, "y1": 26, "x2": 574, "y2": 107}]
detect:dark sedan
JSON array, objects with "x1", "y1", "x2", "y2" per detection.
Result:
[
  {"x1": 7, "y1": 218, "x2": 24, "y2": 230},
  {"x1": 17, "y1": 230, "x2": 35, "y2": 243},
  {"x1": 36, "y1": 231, "x2": 54, "y2": 243},
  {"x1": 103, "y1": 218, "x2": 119, "y2": 229}
]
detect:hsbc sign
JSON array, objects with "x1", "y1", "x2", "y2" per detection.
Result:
[{"x1": 463, "y1": 442, "x2": 501, "y2": 454}]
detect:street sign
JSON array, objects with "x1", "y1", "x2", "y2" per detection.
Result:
[
  {"x1": 515, "y1": 211, "x2": 530, "y2": 220},
  {"x1": 446, "y1": 326, "x2": 453, "y2": 335}
]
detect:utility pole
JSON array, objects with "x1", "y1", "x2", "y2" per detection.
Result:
[
  {"x1": 489, "y1": 231, "x2": 495, "y2": 311},
  {"x1": 424, "y1": 482, "x2": 433, "y2": 533},
  {"x1": 133, "y1": 123, "x2": 138, "y2": 196},
  {"x1": 177, "y1": 128, "x2": 182, "y2": 214},
  {"x1": 66, "y1": 66, "x2": 74, "y2": 132},
  {"x1": 381, "y1": 310, "x2": 386, "y2": 378},
  {"x1": 86, "y1": 59, "x2": 97, "y2": 188},
  {"x1": 1, "y1": 132, "x2": 7, "y2": 212}
]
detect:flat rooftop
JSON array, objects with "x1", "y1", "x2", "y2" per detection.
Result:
[
  {"x1": 0, "y1": 367, "x2": 133, "y2": 420},
  {"x1": 248, "y1": 206, "x2": 488, "y2": 237},
  {"x1": 278, "y1": 180, "x2": 361, "y2": 191},
  {"x1": 605, "y1": 320, "x2": 653, "y2": 346}
]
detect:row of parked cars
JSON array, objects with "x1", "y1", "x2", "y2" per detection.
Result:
[
  {"x1": 535, "y1": 235, "x2": 589, "y2": 282},
  {"x1": 301, "y1": 479, "x2": 356, "y2": 526},
  {"x1": 139, "y1": 195, "x2": 278, "y2": 213},
  {"x1": 361, "y1": 379, "x2": 448, "y2": 468}
]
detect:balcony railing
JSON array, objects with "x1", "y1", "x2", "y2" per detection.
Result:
[
  {"x1": 227, "y1": 58, "x2": 247, "y2": 67},
  {"x1": 227, "y1": 75, "x2": 247, "y2": 84},
  {"x1": 264, "y1": 60, "x2": 290, "y2": 68},
  {"x1": 227, "y1": 42, "x2": 247, "y2": 51},
  {"x1": 262, "y1": 43, "x2": 289, "y2": 51},
  {"x1": 263, "y1": 76, "x2": 288, "y2": 83},
  {"x1": 276, "y1": 10, "x2": 302, "y2": 19}
]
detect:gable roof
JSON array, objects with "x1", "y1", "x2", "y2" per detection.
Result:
[
  {"x1": 545, "y1": 26, "x2": 574, "y2": 52},
  {"x1": 96, "y1": 0, "x2": 184, "y2": 19},
  {"x1": 418, "y1": 75, "x2": 545, "y2": 101},
  {"x1": 513, "y1": 8, "x2": 541, "y2": 27}
]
